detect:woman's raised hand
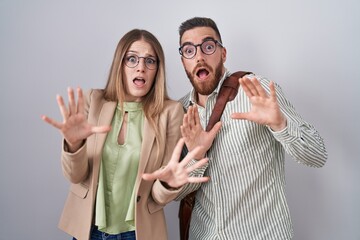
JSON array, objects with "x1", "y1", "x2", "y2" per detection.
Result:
[
  {"x1": 142, "y1": 138, "x2": 209, "y2": 189},
  {"x1": 41, "y1": 87, "x2": 111, "y2": 152}
]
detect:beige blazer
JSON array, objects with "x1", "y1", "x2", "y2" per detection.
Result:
[{"x1": 58, "y1": 89, "x2": 184, "y2": 240}]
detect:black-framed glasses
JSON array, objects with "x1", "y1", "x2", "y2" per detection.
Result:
[
  {"x1": 179, "y1": 39, "x2": 223, "y2": 59},
  {"x1": 124, "y1": 54, "x2": 158, "y2": 70}
]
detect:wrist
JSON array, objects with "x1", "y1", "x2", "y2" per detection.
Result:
[
  {"x1": 160, "y1": 181, "x2": 180, "y2": 191},
  {"x1": 65, "y1": 139, "x2": 85, "y2": 153},
  {"x1": 269, "y1": 117, "x2": 287, "y2": 132}
]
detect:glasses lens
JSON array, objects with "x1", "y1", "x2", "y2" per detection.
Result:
[
  {"x1": 201, "y1": 40, "x2": 216, "y2": 55},
  {"x1": 145, "y1": 57, "x2": 157, "y2": 70},
  {"x1": 181, "y1": 44, "x2": 196, "y2": 59},
  {"x1": 124, "y1": 54, "x2": 157, "y2": 70},
  {"x1": 125, "y1": 55, "x2": 138, "y2": 68},
  {"x1": 180, "y1": 40, "x2": 221, "y2": 59}
]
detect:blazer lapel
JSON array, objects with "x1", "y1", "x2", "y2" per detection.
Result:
[
  {"x1": 91, "y1": 101, "x2": 117, "y2": 187},
  {"x1": 96, "y1": 101, "x2": 117, "y2": 147}
]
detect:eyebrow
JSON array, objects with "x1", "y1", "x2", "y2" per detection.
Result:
[
  {"x1": 203, "y1": 36, "x2": 216, "y2": 42},
  {"x1": 181, "y1": 37, "x2": 217, "y2": 46},
  {"x1": 126, "y1": 51, "x2": 156, "y2": 58}
]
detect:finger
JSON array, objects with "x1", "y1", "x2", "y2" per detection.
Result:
[
  {"x1": 187, "y1": 106, "x2": 195, "y2": 130},
  {"x1": 67, "y1": 87, "x2": 76, "y2": 115},
  {"x1": 193, "y1": 105, "x2": 201, "y2": 127},
  {"x1": 186, "y1": 157, "x2": 208, "y2": 173},
  {"x1": 41, "y1": 115, "x2": 63, "y2": 129},
  {"x1": 180, "y1": 125, "x2": 189, "y2": 139},
  {"x1": 179, "y1": 146, "x2": 204, "y2": 167},
  {"x1": 91, "y1": 125, "x2": 112, "y2": 134},
  {"x1": 142, "y1": 168, "x2": 164, "y2": 181},
  {"x1": 57, "y1": 94, "x2": 69, "y2": 121},
  {"x1": 168, "y1": 138, "x2": 186, "y2": 164},
  {"x1": 209, "y1": 121, "x2": 222, "y2": 137},
  {"x1": 187, "y1": 176, "x2": 210, "y2": 183},
  {"x1": 269, "y1": 81, "x2": 277, "y2": 101},
  {"x1": 142, "y1": 173, "x2": 159, "y2": 181},
  {"x1": 242, "y1": 77, "x2": 260, "y2": 96},
  {"x1": 181, "y1": 114, "x2": 190, "y2": 134},
  {"x1": 77, "y1": 87, "x2": 85, "y2": 114},
  {"x1": 231, "y1": 112, "x2": 249, "y2": 120},
  {"x1": 253, "y1": 78, "x2": 268, "y2": 98},
  {"x1": 240, "y1": 78, "x2": 254, "y2": 97},
  {"x1": 248, "y1": 78, "x2": 261, "y2": 96}
]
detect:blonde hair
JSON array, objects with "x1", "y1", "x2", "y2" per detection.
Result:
[{"x1": 104, "y1": 29, "x2": 169, "y2": 148}]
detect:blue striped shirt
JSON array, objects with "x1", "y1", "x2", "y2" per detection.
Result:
[{"x1": 177, "y1": 70, "x2": 327, "y2": 240}]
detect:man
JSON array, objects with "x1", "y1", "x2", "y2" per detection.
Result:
[{"x1": 176, "y1": 17, "x2": 327, "y2": 240}]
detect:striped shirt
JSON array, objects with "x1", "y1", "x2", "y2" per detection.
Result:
[{"x1": 177, "y1": 70, "x2": 327, "y2": 240}]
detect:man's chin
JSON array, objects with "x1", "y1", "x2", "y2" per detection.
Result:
[
  {"x1": 196, "y1": 78, "x2": 209, "y2": 84},
  {"x1": 194, "y1": 85, "x2": 215, "y2": 95}
]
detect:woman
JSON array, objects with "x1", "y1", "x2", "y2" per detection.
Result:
[{"x1": 42, "y1": 29, "x2": 208, "y2": 240}]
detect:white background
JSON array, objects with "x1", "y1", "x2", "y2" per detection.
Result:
[{"x1": 0, "y1": 0, "x2": 359, "y2": 239}]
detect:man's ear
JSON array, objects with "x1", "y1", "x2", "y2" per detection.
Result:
[{"x1": 222, "y1": 47, "x2": 227, "y2": 63}]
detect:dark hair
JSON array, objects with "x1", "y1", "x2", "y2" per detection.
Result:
[{"x1": 178, "y1": 17, "x2": 222, "y2": 44}]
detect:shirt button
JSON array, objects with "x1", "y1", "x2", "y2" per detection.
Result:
[{"x1": 137, "y1": 196, "x2": 141, "y2": 202}]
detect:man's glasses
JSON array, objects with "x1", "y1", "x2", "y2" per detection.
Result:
[
  {"x1": 124, "y1": 54, "x2": 158, "y2": 70},
  {"x1": 179, "y1": 39, "x2": 223, "y2": 59}
]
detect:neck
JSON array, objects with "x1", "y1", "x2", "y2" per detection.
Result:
[{"x1": 196, "y1": 93, "x2": 208, "y2": 107}]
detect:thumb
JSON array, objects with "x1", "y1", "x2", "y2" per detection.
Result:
[
  {"x1": 231, "y1": 112, "x2": 247, "y2": 120},
  {"x1": 92, "y1": 125, "x2": 112, "y2": 134},
  {"x1": 142, "y1": 173, "x2": 157, "y2": 181},
  {"x1": 209, "y1": 121, "x2": 222, "y2": 137}
]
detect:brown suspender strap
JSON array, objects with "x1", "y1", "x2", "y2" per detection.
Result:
[{"x1": 179, "y1": 71, "x2": 252, "y2": 240}]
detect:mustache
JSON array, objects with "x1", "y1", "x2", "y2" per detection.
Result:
[{"x1": 193, "y1": 62, "x2": 212, "y2": 75}]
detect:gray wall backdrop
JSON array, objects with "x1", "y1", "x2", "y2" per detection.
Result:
[{"x1": 1, "y1": 0, "x2": 359, "y2": 239}]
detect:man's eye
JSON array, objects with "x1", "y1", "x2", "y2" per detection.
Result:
[
  {"x1": 184, "y1": 47, "x2": 194, "y2": 55},
  {"x1": 204, "y1": 44, "x2": 215, "y2": 51}
]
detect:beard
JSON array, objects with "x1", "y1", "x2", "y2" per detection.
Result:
[{"x1": 185, "y1": 60, "x2": 223, "y2": 96}]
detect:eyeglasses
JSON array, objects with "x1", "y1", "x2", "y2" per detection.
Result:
[
  {"x1": 124, "y1": 54, "x2": 158, "y2": 70},
  {"x1": 179, "y1": 39, "x2": 223, "y2": 59}
]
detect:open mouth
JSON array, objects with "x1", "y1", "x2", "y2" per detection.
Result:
[
  {"x1": 196, "y1": 68, "x2": 209, "y2": 80},
  {"x1": 133, "y1": 78, "x2": 146, "y2": 87}
]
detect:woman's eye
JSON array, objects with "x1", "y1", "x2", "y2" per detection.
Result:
[
  {"x1": 127, "y1": 56, "x2": 137, "y2": 63},
  {"x1": 146, "y1": 58, "x2": 156, "y2": 64}
]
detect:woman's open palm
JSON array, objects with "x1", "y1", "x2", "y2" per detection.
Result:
[{"x1": 41, "y1": 87, "x2": 111, "y2": 150}]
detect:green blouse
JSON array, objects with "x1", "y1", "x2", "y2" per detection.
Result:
[{"x1": 95, "y1": 102, "x2": 143, "y2": 234}]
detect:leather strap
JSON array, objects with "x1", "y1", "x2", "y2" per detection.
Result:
[{"x1": 206, "y1": 71, "x2": 252, "y2": 131}]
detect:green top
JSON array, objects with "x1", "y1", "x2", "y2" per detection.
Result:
[{"x1": 95, "y1": 102, "x2": 143, "y2": 234}]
